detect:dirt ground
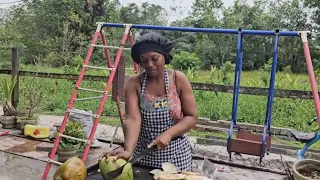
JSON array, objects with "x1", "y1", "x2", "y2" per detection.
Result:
[{"x1": 0, "y1": 150, "x2": 284, "y2": 180}]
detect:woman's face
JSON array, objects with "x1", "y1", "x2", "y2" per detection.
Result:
[{"x1": 140, "y1": 51, "x2": 165, "y2": 77}]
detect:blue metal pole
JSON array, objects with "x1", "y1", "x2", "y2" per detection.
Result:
[
  {"x1": 229, "y1": 28, "x2": 243, "y2": 141},
  {"x1": 235, "y1": 30, "x2": 244, "y2": 129},
  {"x1": 101, "y1": 22, "x2": 300, "y2": 36},
  {"x1": 262, "y1": 30, "x2": 280, "y2": 147}
]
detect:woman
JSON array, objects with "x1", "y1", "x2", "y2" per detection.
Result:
[{"x1": 105, "y1": 32, "x2": 198, "y2": 171}]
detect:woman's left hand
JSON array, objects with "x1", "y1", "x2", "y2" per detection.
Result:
[{"x1": 147, "y1": 131, "x2": 173, "y2": 151}]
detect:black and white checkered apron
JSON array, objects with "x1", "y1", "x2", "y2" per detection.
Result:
[{"x1": 132, "y1": 69, "x2": 192, "y2": 171}]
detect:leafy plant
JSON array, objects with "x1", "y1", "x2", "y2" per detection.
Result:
[
  {"x1": 172, "y1": 51, "x2": 201, "y2": 71},
  {"x1": 1, "y1": 75, "x2": 17, "y2": 116},
  {"x1": 19, "y1": 75, "x2": 46, "y2": 118},
  {"x1": 59, "y1": 121, "x2": 88, "y2": 151}
]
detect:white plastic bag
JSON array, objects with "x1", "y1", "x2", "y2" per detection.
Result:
[{"x1": 69, "y1": 108, "x2": 101, "y2": 148}]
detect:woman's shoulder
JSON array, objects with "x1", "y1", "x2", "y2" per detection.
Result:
[
  {"x1": 125, "y1": 73, "x2": 144, "y2": 88},
  {"x1": 127, "y1": 72, "x2": 145, "y2": 82}
]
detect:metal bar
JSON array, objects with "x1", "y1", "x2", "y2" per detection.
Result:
[
  {"x1": 228, "y1": 29, "x2": 244, "y2": 158},
  {"x1": 77, "y1": 87, "x2": 105, "y2": 94},
  {"x1": 41, "y1": 23, "x2": 103, "y2": 180},
  {"x1": 100, "y1": 30, "x2": 113, "y2": 68},
  {"x1": 48, "y1": 159, "x2": 63, "y2": 166},
  {"x1": 58, "y1": 133, "x2": 90, "y2": 143},
  {"x1": 230, "y1": 28, "x2": 243, "y2": 129},
  {"x1": 101, "y1": 22, "x2": 301, "y2": 36},
  {"x1": 75, "y1": 95, "x2": 112, "y2": 101},
  {"x1": 75, "y1": 96, "x2": 103, "y2": 101},
  {"x1": 261, "y1": 30, "x2": 280, "y2": 158},
  {"x1": 81, "y1": 24, "x2": 132, "y2": 162},
  {"x1": 266, "y1": 30, "x2": 280, "y2": 133},
  {"x1": 300, "y1": 31, "x2": 320, "y2": 126},
  {"x1": 84, "y1": 65, "x2": 115, "y2": 71},
  {"x1": 92, "y1": 44, "x2": 131, "y2": 50}
]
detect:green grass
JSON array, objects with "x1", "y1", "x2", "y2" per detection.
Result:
[{"x1": 0, "y1": 64, "x2": 319, "y2": 134}]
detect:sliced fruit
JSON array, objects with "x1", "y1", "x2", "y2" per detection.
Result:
[
  {"x1": 161, "y1": 162, "x2": 179, "y2": 173},
  {"x1": 157, "y1": 173, "x2": 186, "y2": 180},
  {"x1": 184, "y1": 175, "x2": 211, "y2": 180},
  {"x1": 150, "y1": 169, "x2": 163, "y2": 175},
  {"x1": 181, "y1": 171, "x2": 202, "y2": 176},
  {"x1": 154, "y1": 172, "x2": 173, "y2": 180}
]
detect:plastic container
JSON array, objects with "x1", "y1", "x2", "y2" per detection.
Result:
[{"x1": 24, "y1": 124, "x2": 50, "y2": 139}]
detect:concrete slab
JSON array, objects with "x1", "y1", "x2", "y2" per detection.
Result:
[
  {"x1": 0, "y1": 134, "x2": 120, "y2": 170},
  {"x1": 0, "y1": 108, "x2": 288, "y2": 179},
  {"x1": 0, "y1": 151, "x2": 58, "y2": 180}
]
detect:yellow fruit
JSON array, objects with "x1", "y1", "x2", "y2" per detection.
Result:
[
  {"x1": 181, "y1": 171, "x2": 202, "y2": 176},
  {"x1": 99, "y1": 156, "x2": 134, "y2": 180},
  {"x1": 53, "y1": 157, "x2": 87, "y2": 180},
  {"x1": 150, "y1": 169, "x2": 163, "y2": 175},
  {"x1": 157, "y1": 173, "x2": 186, "y2": 180}
]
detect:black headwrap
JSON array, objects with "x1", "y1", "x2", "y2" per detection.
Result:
[{"x1": 131, "y1": 32, "x2": 173, "y2": 64}]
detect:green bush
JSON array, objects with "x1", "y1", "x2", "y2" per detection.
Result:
[{"x1": 172, "y1": 51, "x2": 201, "y2": 71}]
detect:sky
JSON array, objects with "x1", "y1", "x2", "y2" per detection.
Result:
[
  {"x1": 0, "y1": 0, "x2": 255, "y2": 23},
  {"x1": 119, "y1": 0, "x2": 254, "y2": 23}
]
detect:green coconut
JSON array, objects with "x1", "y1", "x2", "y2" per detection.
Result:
[
  {"x1": 99, "y1": 156, "x2": 134, "y2": 180},
  {"x1": 53, "y1": 157, "x2": 87, "y2": 180}
]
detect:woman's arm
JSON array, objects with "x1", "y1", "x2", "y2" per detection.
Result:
[
  {"x1": 122, "y1": 76, "x2": 142, "y2": 154},
  {"x1": 166, "y1": 70, "x2": 198, "y2": 137}
]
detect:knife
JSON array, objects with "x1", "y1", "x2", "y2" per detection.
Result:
[{"x1": 103, "y1": 135, "x2": 184, "y2": 179}]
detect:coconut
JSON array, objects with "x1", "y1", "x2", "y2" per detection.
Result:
[
  {"x1": 53, "y1": 157, "x2": 87, "y2": 180},
  {"x1": 99, "y1": 156, "x2": 134, "y2": 180}
]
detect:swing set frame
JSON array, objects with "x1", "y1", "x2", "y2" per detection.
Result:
[
  {"x1": 42, "y1": 22, "x2": 319, "y2": 179},
  {"x1": 100, "y1": 23, "x2": 319, "y2": 163}
]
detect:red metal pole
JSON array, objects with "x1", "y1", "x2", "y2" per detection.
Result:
[
  {"x1": 81, "y1": 25, "x2": 131, "y2": 162},
  {"x1": 0, "y1": 131, "x2": 9, "y2": 136},
  {"x1": 100, "y1": 30, "x2": 113, "y2": 68},
  {"x1": 301, "y1": 31, "x2": 320, "y2": 126},
  {"x1": 41, "y1": 27, "x2": 102, "y2": 180}
]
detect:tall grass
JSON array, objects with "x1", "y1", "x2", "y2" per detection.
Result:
[{"x1": 0, "y1": 64, "x2": 318, "y2": 132}]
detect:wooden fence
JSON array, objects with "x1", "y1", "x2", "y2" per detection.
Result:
[{"x1": 0, "y1": 48, "x2": 318, "y2": 108}]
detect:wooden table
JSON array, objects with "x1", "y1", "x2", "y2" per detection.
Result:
[{"x1": 0, "y1": 127, "x2": 120, "y2": 169}]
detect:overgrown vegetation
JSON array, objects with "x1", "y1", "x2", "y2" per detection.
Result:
[
  {"x1": 1, "y1": 0, "x2": 320, "y2": 134},
  {"x1": 0, "y1": 63, "x2": 318, "y2": 133}
]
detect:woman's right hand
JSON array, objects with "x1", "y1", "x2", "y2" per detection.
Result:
[{"x1": 101, "y1": 149, "x2": 133, "y2": 162}]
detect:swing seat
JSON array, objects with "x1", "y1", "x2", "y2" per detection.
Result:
[
  {"x1": 289, "y1": 130, "x2": 316, "y2": 144},
  {"x1": 229, "y1": 131, "x2": 271, "y2": 156}
]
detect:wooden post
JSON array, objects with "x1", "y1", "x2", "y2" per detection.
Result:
[
  {"x1": 11, "y1": 48, "x2": 19, "y2": 108},
  {"x1": 112, "y1": 55, "x2": 126, "y2": 102}
]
